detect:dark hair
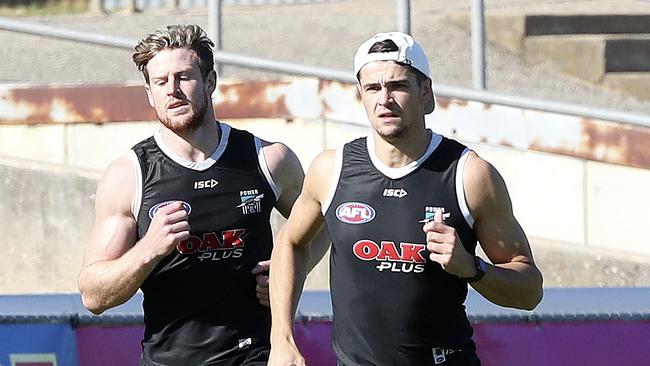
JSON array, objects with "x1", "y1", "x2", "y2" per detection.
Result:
[
  {"x1": 367, "y1": 39, "x2": 427, "y2": 84},
  {"x1": 132, "y1": 24, "x2": 214, "y2": 84}
]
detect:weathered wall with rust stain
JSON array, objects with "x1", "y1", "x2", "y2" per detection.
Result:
[
  {"x1": 1, "y1": 79, "x2": 649, "y2": 293},
  {"x1": 3, "y1": 80, "x2": 649, "y2": 169}
]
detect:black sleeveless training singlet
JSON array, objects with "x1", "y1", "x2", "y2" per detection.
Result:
[
  {"x1": 323, "y1": 132, "x2": 479, "y2": 365},
  {"x1": 132, "y1": 123, "x2": 276, "y2": 366}
]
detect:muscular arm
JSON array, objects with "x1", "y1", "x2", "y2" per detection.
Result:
[
  {"x1": 262, "y1": 141, "x2": 331, "y2": 270},
  {"x1": 268, "y1": 150, "x2": 333, "y2": 366},
  {"x1": 78, "y1": 156, "x2": 189, "y2": 314},
  {"x1": 464, "y1": 151, "x2": 543, "y2": 310}
]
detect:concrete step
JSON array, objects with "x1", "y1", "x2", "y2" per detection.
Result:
[
  {"x1": 447, "y1": 12, "x2": 650, "y2": 99},
  {"x1": 524, "y1": 34, "x2": 650, "y2": 82},
  {"x1": 448, "y1": 13, "x2": 650, "y2": 54},
  {"x1": 602, "y1": 72, "x2": 650, "y2": 100},
  {"x1": 525, "y1": 14, "x2": 650, "y2": 36}
]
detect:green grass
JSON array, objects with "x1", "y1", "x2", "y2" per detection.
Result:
[{"x1": 0, "y1": 1, "x2": 88, "y2": 17}]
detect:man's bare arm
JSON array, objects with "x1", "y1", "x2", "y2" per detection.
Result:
[
  {"x1": 78, "y1": 156, "x2": 189, "y2": 314},
  {"x1": 262, "y1": 141, "x2": 331, "y2": 270},
  {"x1": 464, "y1": 151, "x2": 543, "y2": 310},
  {"x1": 268, "y1": 150, "x2": 334, "y2": 366}
]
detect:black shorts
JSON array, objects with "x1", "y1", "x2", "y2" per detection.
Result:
[
  {"x1": 140, "y1": 345, "x2": 270, "y2": 366},
  {"x1": 336, "y1": 350, "x2": 481, "y2": 366}
]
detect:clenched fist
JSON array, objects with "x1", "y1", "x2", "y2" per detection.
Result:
[{"x1": 422, "y1": 209, "x2": 476, "y2": 279}]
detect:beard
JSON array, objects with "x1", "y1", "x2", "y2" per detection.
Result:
[
  {"x1": 157, "y1": 91, "x2": 209, "y2": 134},
  {"x1": 376, "y1": 123, "x2": 409, "y2": 141}
]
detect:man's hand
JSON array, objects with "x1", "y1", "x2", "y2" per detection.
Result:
[
  {"x1": 423, "y1": 209, "x2": 476, "y2": 278},
  {"x1": 251, "y1": 260, "x2": 270, "y2": 307},
  {"x1": 268, "y1": 339, "x2": 306, "y2": 366},
  {"x1": 141, "y1": 201, "x2": 190, "y2": 259}
]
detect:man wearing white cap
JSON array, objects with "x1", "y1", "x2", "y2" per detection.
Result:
[{"x1": 269, "y1": 32, "x2": 543, "y2": 365}]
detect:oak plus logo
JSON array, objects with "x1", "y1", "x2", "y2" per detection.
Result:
[
  {"x1": 382, "y1": 188, "x2": 407, "y2": 198},
  {"x1": 177, "y1": 229, "x2": 247, "y2": 262},
  {"x1": 353, "y1": 239, "x2": 426, "y2": 273},
  {"x1": 194, "y1": 178, "x2": 219, "y2": 190},
  {"x1": 335, "y1": 202, "x2": 376, "y2": 224}
]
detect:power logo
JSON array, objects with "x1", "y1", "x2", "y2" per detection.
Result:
[
  {"x1": 238, "y1": 189, "x2": 264, "y2": 215},
  {"x1": 420, "y1": 206, "x2": 450, "y2": 223},
  {"x1": 177, "y1": 229, "x2": 246, "y2": 261},
  {"x1": 353, "y1": 239, "x2": 426, "y2": 273}
]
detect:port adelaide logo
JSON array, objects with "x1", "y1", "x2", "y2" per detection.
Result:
[
  {"x1": 238, "y1": 189, "x2": 264, "y2": 214},
  {"x1": 148, "y1": 200, "x2": 192, "y2": 219},
  {"x1": 419, "y1": 206, "x2": 451, "y2": 223},
  {"x1": 336, "y1": 202, "x2": 376, "y2": 224}
]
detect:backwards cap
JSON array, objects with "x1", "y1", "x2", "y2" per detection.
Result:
[{"x1": 353, "y1": 32, "x2": 434, "y2": 114}]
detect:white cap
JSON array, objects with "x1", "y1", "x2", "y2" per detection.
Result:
[{"x1": 353, "y1": 32, "x2": 434, "y2": 114}]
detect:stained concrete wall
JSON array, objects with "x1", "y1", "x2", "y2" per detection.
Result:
[
  {"x1": 1, "y1": 117, "x2": 649, "y2": 293},
  {"x1": 0, "y1": 117, "x2": 366, "y2": 293},
  {"x1": 0, "y1": 162, "x2": 96, "y2": 293}
]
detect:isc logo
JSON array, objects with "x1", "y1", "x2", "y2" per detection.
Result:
[
  {"x1": 194, "y1": 178, "x2": 219, "y2": 189},
  {"x1": 383, "y1": 188, "x2": 407, "y2": 198},
  {"x1": 336, "y1": 202, "x2": 376, "y2": 224}
]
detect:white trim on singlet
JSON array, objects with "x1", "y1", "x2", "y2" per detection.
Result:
[
  {"x1": 367, "y1": 130, "x2": 443, "y2": 179},
  {"x1": 320, "y1": 146, "x2": 344, "y2": 215},
  {"x1": 153, "y1": 123, "x2": 231, "y2": 171},
  {"x1": 255, "y1": 137, "x2": 280, "y2": 200},
  {"x1": 456, "y1": 148, "x2": 475, "y2": 228},
  {"x1": 127, "y1": 150, "x2": 143, "y2": 219}
]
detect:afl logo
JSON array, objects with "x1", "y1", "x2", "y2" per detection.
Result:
[
  {"x1": 148, "y1": 200, "x2": 192, "y2": 219},
  {"x1": 336, "y1": 202, "x2": 376, "y2": 224}
]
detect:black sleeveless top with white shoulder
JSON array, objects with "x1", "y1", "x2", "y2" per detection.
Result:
[
  {"x1": 322, "y1": 131, "x2": 478, "y2": 365},
  {"x1": 130, "y1": 123, "x2": 277, "y2": 366}
]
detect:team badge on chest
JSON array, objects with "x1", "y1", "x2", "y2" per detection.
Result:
[
  {"x1": 336, "y1": 202, "x2": 376, "y2": 224},
  {"x1": 419, "y1": 206, "x2": 450, "y2": 223},
  {"x1": 237, "y1": 189, "x2": 264, "y2": 214}
]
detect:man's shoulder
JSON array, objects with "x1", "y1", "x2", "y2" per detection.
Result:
[
  {"x1": 306, "y1": 148, "x2": 338, "y2": 179},
  {"x1": 434, "y1": 133, "x2": 466, "y2": 150},
  {"x1": 258, "y1": 139, "x2": 295, "y2": 161},
  {"x1": 103, "y1": 153, "x2": 136, "y2": 181},
  {"x1": 129, "y1": 134, "x2": 157, "y2": 160}
]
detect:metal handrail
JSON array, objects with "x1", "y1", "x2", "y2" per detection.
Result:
[{"x1": 1, "y1": 16, "x2": 650, "y2": 128}]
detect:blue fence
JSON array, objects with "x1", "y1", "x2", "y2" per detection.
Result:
[{"x1": 1, "y1": 289, "x2": 649, "y2": 366}]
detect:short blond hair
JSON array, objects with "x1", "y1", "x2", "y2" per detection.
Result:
[{"x1": 132, "y1": 24, "x2": 215, "y2": 84}]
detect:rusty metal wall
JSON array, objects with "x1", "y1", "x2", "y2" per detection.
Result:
[{"x1": 1, "y1": 79, "x2": 649, "y2": 170}]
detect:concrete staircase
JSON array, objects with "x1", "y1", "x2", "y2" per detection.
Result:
[{"x1": 449, "y1": 13, "x2": 650, "y2": 100}]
